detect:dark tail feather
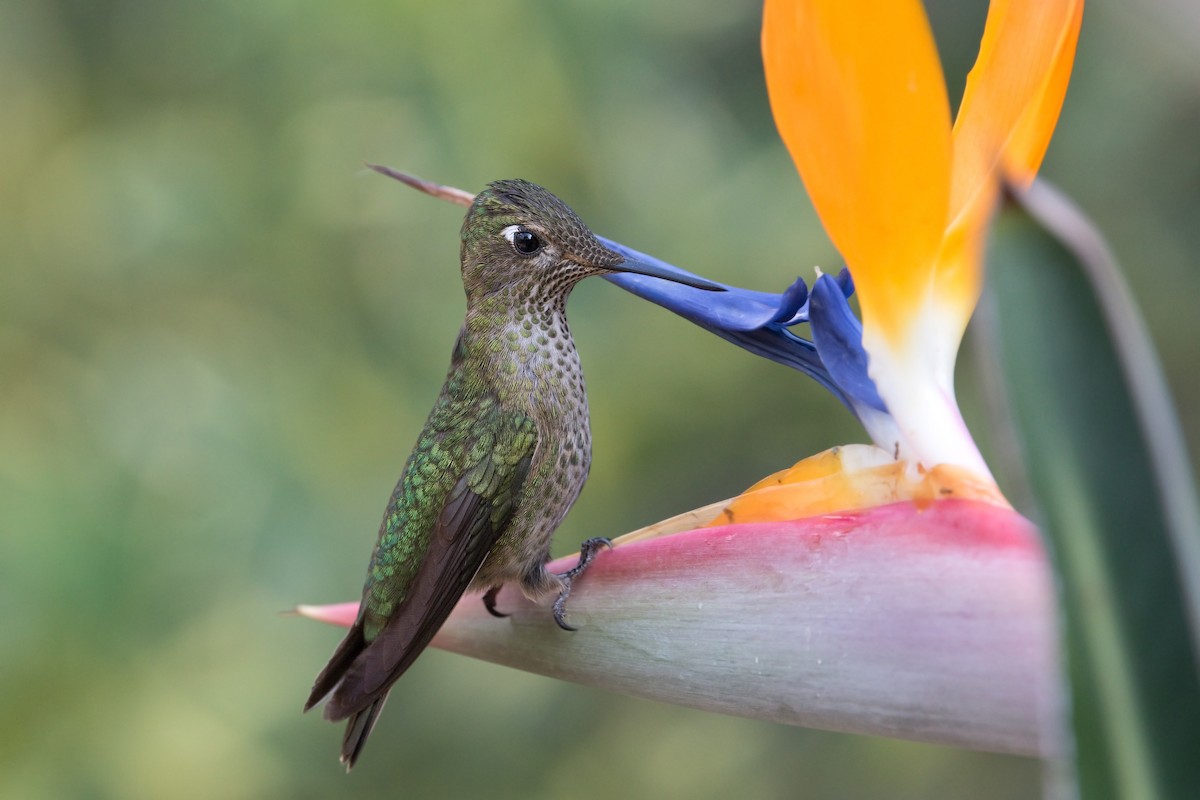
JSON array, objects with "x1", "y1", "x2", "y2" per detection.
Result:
[
  {"x1": 341, "y1": 694, "x2": 388, "y2": 770},
  {"x1": 306, "y1": 623, "x2": 388, "y2": 770},
  {"x1": 305, "y1": 624, "x2": 366, "y2": 712}
]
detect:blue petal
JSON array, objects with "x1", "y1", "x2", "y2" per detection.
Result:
[
  {"x1": 809, "y1": 272, "x2": 887, "y2": 413},
  {"x1": 598, "y1": 236, "x2": 888, "y2": 420},
  {"x1": 771, "y1": 277, "x2": 810, "y2": 325},
  {"x1": 600, "y1": 238, "x2": 795, "y2": 332}
]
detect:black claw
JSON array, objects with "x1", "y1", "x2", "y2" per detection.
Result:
[
  {"x1": 552, "y1": 588, "x2": 577, "y2": 631},
  {"x1": 552, "y1": 537, "x2": 613, "y2": 631},
  {"x1": 483, "y1": 586, "x2": 509, "y2": 618}
]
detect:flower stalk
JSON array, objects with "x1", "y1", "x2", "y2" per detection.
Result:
[{"x1": 302, "y1": 490, "x2": 1060, "y2": 755}]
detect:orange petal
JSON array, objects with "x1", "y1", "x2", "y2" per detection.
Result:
[
  {"x1": 1002, "y1": 1, "x2": 1083, "y2": 183},
  {"x1": 762, "y1": 0, "x2": 952, "y2": 345},
  {"x1": 932, "y1": 0, "x2": 1082, "y2": 381},
  {"x1": 949, "y1": 0, "x2": 1084, "y2": 232},
  {"x1": 927, "y1": 188, "x2": 995, "y2": 350},
  {"x1": 708, "y1": 445, "x2": 1010, "y2": 526}
]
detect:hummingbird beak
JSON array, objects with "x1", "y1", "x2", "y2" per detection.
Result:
[{"x1": 610, "y1": 254, "x2": 726, "y2": 292}]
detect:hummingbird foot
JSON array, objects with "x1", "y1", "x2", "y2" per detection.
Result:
[
  {"x1": 551, "y1": 537, "x2": 612, "y2": 631},
  {"x1": 482, "y1": 586, "x2": 509, "y2": 618}
]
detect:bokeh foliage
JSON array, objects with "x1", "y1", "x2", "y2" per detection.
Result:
[{"x1": 1, "y1": 1, "x2": 1197, "y2": 798}]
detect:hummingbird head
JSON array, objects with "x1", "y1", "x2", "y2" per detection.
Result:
[
  {"x1": 458, "y1": 179, "x2": 723, "y2": 302},
  {"x1": 459, "y1": 179, "x2": 623, "y2": 300}
]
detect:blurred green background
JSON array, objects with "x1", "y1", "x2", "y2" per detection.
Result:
[{"x1": 2, "y1": 0, "x2": 1196, "y2": 798}]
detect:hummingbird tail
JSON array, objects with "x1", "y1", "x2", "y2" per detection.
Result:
[
  {"x1": 341, "y1": 694, "x2": 389, "y2": 771},
  {"x1": 305, "y1": 623, "x2": 367, "y2": 712}
]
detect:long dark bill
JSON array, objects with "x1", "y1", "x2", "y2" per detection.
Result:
[{"x1": 610, "y1": 254, "x2": 725, "y2": 292}]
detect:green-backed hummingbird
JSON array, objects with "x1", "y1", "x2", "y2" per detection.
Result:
[{"x1": 305, "y1": 168, "x2": 723, "y2": 768}]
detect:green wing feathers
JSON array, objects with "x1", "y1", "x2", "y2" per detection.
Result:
[
  {"x1": 305, "y1": 374, "x2": 537, "y2": 735},
  {"x1": 361, "y1": 393, "x2": 536, "y2": 638}
]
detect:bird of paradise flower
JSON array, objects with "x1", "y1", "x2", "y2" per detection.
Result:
[{"x1": 300, "y1": 0, "x2": 1086, "y2": 760}]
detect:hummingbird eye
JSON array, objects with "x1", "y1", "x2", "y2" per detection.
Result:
[{"x1": 504, "y1": 226, "x2": 542, "y2": 256}]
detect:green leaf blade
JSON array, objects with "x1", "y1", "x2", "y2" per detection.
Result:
[{"x1": 984, "y1": 180, "x2": 1200, "y2": 799}]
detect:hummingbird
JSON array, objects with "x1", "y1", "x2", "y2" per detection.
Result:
[{"x1": 305, "y1": 167, "x2": 723, "y2": 769}]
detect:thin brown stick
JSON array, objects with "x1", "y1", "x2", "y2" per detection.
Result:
[{"x1": 363, "y1": 163, "x2": 475, "y2": 207}]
